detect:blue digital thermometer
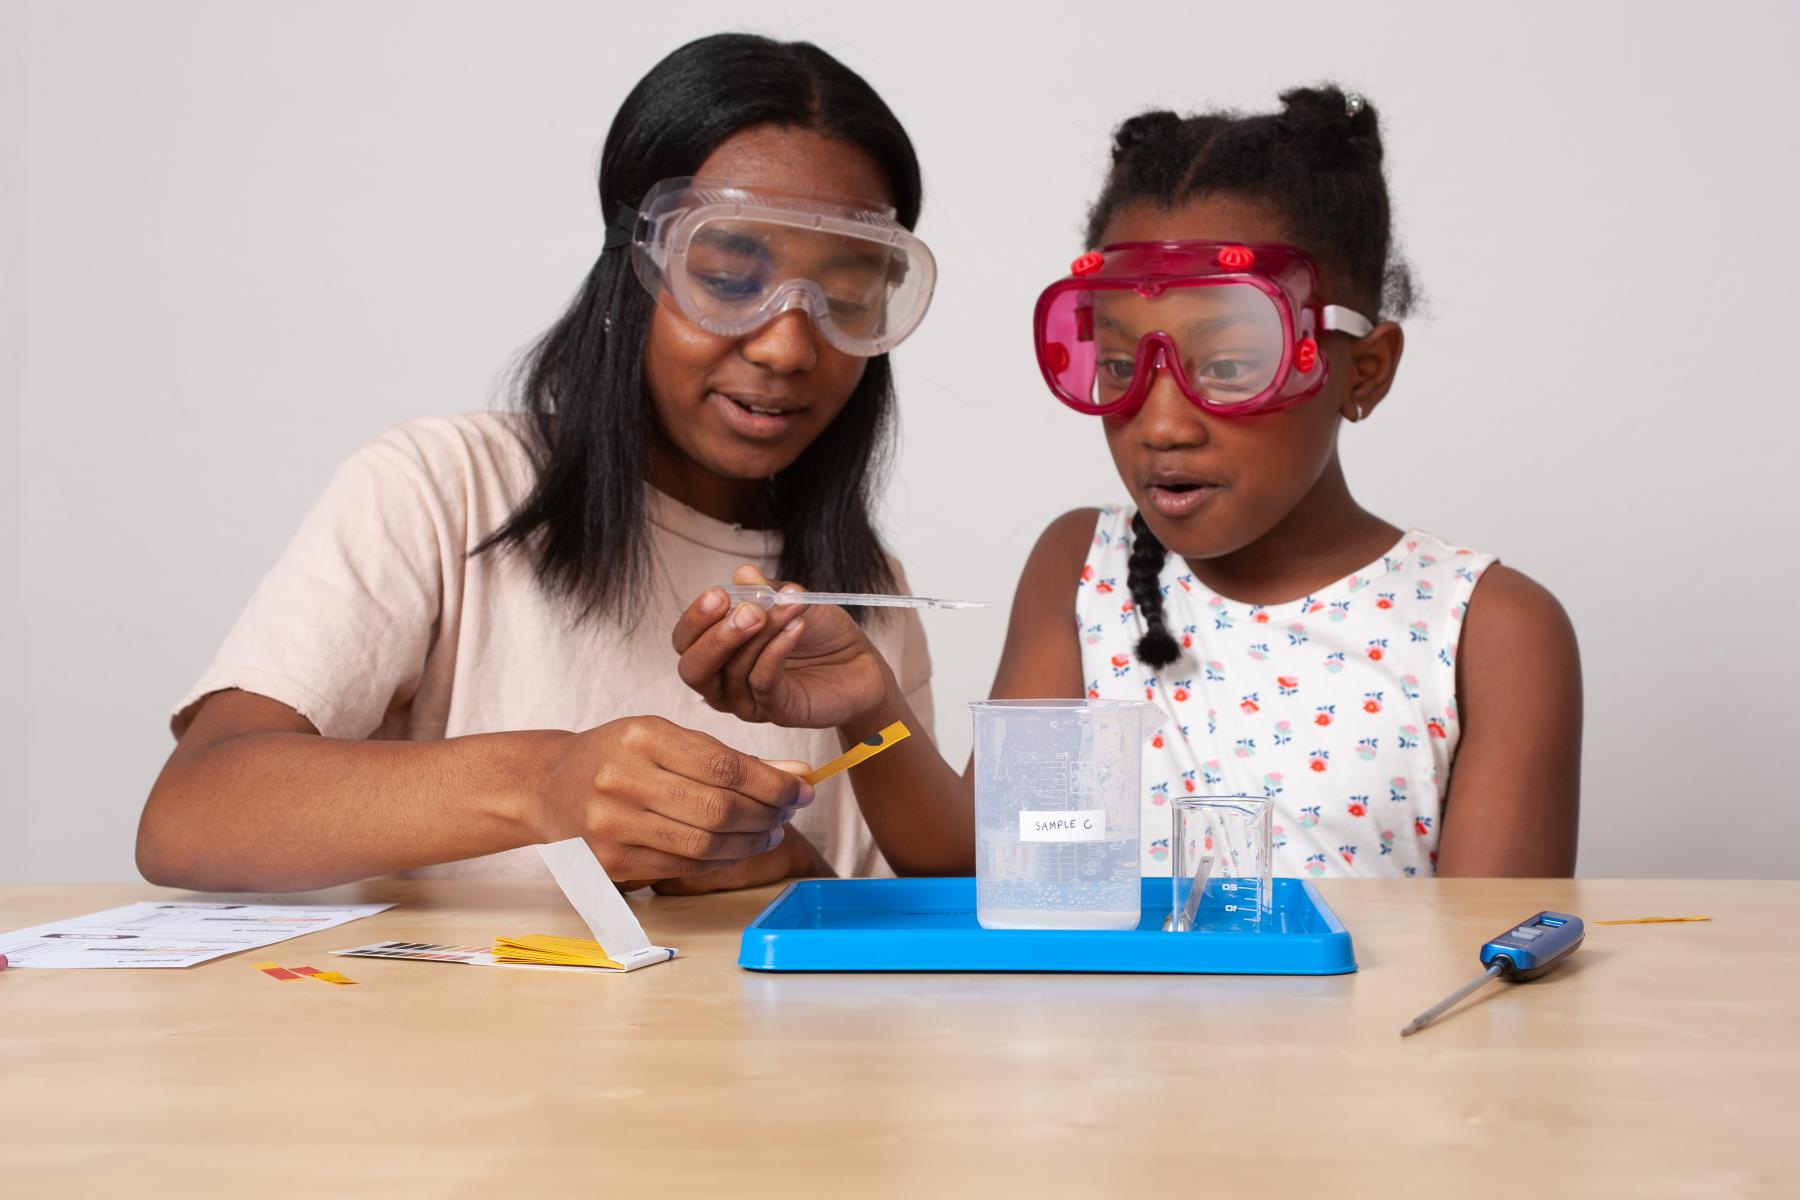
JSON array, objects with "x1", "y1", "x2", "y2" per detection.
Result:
[{"x1": 1401, "y1": 911, "x2": 1585, "y2": 1037}]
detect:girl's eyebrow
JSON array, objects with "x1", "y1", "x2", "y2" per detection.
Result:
[
  {"x1": 814, "y1": 250, "x2": 888, "y2": 273},
  {"x1": 691, "y1": 228, "x2": 770, "y2": 259},
  {"x1": 1097, "y1": 312, "x2": 1253, "y2": 340},
  {"x1": 1180, "y1": 315, "x2": 1250, "y2": 339},
  {"x1": 1097, "y1": 312, "x2": 1136, "y2": 339}
]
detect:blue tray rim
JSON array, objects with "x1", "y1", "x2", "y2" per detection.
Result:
[{"x1": 736, "y1": 876, "x2": 1356, "y2": 976}]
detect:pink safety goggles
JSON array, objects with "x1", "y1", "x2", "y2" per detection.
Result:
[{"x1": 1033, "y1": 241, "x2": 1374, "y2": 417}]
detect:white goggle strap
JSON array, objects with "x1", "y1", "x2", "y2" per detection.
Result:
[{"x1": 1321, "y1": 304, "x2": 1375, "y2": 338}]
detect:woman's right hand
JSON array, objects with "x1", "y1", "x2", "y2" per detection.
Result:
[
  {"x1": 530, "y1": 715, "x2": 813, "y2": 885},
  {"x1": 671, "y1": 565, "x2": 893, "y2": 730}
]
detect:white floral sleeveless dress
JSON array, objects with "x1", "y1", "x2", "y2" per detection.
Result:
[{"x1": 1076, "y1": 506, "x2": 1496, "y2": 878}]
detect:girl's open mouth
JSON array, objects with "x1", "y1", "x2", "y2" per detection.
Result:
[
  {"x1": 1145, "y1": 481, "x2": 1220, "y2": 517},
  {"x1": 711, "y1": 390, "x2": 806, "y2": 439}
]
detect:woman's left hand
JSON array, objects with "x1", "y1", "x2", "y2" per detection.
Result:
[
  {"x1": 648, "y1": 821, "x2": 835, "y2": 895},
  {"x1": 672, "y1": 565, "x2": 893, "y2": 729}
]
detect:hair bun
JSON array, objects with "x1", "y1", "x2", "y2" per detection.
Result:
[
  {"x1": 1111, "y1": 110, "x2": 1184, "y2": 165},
  {"x1": 1277, "y1": 84, "x2": 1382, "y2": 168}
]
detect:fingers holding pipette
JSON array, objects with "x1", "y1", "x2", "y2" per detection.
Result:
[
  {"x1": 673, "y1": 564, "x2": 888, "y2": 729},
  {"x1": 673, "y1": 569, "x2": 805, "y2": 712},
  {"x1": 675, "y1": 569, "x2": 794, "y2": 708},
  {"x1": 673, "y1": 567, "x2": 802, "y2": 652}
]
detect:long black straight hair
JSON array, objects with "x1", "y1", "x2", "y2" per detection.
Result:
[{"x1": 477, "y1": 33, "x2": 922, "y2": 623}]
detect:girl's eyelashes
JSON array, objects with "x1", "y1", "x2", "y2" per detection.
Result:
[
  {"x1": 1194, "y1": 353, "x2": 1269, "y2": 393},
  {"x1": 695, "y1": 272, "x2": 763, "y2": 300},
  {"x1": 687, "y1": 269, "x2": 879, "y2": 328},
  {"x1": 1098, "y1": 354, "x2": 1137, "y2": 386},
  {"x1": 1097, "y1": 348, "x2": 1270, "y2": 396}
]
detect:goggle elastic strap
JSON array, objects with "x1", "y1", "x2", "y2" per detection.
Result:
[
  {"x1": 1321, "y1": 304, "x2": 1374, "y2": 338},
  {"x1": 602, "y1": 206, "x2": 639, "y2": 253}
]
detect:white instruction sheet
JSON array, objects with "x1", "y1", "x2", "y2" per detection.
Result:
[{"x1": 0, "y1": 900, "x2": 395, "y2": 968}]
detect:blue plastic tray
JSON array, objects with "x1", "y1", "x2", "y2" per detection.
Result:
[{"x1": 737, "y1": 876, "x2": 1355, "y2": 974}]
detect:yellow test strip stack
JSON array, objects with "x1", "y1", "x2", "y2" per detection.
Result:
[{"x1": 492, "y1": 935, "x2": 624, "y2": 969}]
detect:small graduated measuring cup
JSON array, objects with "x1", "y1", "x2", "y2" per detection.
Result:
[
  {"x1": 1168, "y1": 795, "x2": 1273, "y2": 933},
  {"x1": 970, "y1": 699, "x2": 1157, "y2": 931}
]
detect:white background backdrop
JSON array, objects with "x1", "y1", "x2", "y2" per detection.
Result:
[{"x1": 3, "y1": 1, "x2": 1795, "y2": 882}]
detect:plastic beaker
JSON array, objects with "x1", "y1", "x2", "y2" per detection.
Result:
[
  {"x1": 1168, "y1": 795, "x2": 1273, "y2": 933},
  {"x1": 970, "y1": 699, "x2": 1157, "y2": 931}
]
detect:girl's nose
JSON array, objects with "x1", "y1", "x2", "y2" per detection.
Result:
[
  {"x1": 739, "y1": 308, "x2": 820, "y2": 374},
  {"x1": 1132, "y1": 359, "x2": 1209, "y2": 449}
]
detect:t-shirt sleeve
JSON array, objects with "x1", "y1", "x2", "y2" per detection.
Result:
[{"x1": 170, "y1": 432, "x2": 453, "y2": 740}]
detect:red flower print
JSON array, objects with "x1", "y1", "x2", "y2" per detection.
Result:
[
  {"x1": 1184, "y1": 778, "x2": 1197, "y2": 792},
  {"x1": 1110, "y1": 654, "x2": 1130, "y2": 669},
  {"x1": 1428, "y1": 719, "x2": 1447, "y2": 738},
  {"x1": 1087, "y1": 687, "x2": 1100, "y2": 699},
  {"x1": 1240, "y1": 698, "x2": 1259, "y2": 714},
  {"x1": 1310, "y1": 760, "x2": 1327, "y2": 773},
  {"x1": 1363, "y1": 699, "x2": 1381, "y2": 713},
  {"x1": 1347, "y1": 799, "x2": 1367, "y2": 817},
  {"x1": 1278, "y1": 676, "x2": 1299, "y2": 690},
  {"x1": 1095, "y1": 582, "x2": 1114, "y2": 594},
  {"x1": 1173, "y1": 687, "x2": 1190, "y2": 702},
  {"x1": 1368, "y1": 647, "x2": 1384, "y2": 662},
  {"x1": 1315, "y1": 713, "x2": 1331, "y2": 727},
  {"x1": 1181, "y1": 633, "x2": 1193, "y2": 648},
  {"x1": 1081, "y1": 564, "x2": 1094, "y2": 582},
  {"x1": 1253, "y1": 612, "x2": 1270, "y2": 624}
]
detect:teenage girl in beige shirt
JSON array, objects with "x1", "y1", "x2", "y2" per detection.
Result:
[{"x1": 138, "y1": 33, "x2": 938, "y2": 893}]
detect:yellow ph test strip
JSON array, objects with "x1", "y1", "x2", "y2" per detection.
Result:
[
  {"x1": 492, "y1": 934, "x2": 623, "y2": 969},
  {"x1": 292, "y1": 966, "x2": 358, "y2": 984},
  {"x1": 803, "y1": 721, "x2": 911, "y2": 786},
  {"x1": 254, "y1": 960, "x2": 357, "y2": 984}
]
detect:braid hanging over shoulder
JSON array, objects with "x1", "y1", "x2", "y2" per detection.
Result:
[{"x1": 1128, "y1": 512, "x2": 1181, "y2": 669}]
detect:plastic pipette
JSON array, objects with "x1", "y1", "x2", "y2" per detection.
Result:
[
  {"x1": 721, "y1": 585, "x2": 988, "y2": 611},
  {"x1": 1400, "y1": 911, "x2": 1585, "y2": 1037}
]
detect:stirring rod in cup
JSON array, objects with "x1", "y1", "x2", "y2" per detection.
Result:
[
  {"x1": 722, "y1": 585, "x2": 987, "y2": 611},
  {"x1": 802, "y1": 722, "x2": 912, "y2": 786},
  {"x1": 1179, "y1": 854, "x2": 1212, "y2": 932}
]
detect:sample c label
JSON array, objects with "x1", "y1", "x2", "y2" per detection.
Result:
[{"x1": 1018, "y1": 809, "x2": 1107, "y2": 843}]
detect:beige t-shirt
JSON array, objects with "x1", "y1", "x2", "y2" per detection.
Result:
[{"x1": 172, "y1": 412, "x2": 934, "y2": 880}]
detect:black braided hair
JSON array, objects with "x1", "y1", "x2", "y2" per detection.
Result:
[
  {"x1": 1129, "y1": 512, "x2": 1182, "y2": 669},
  {"x1": 1085, "y1": 84, "x2": 1415, "y2": 320}
]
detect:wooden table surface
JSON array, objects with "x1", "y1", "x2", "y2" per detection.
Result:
[{"x1": 2, "y1": 878, "x2": 1793, "y2": 1198}]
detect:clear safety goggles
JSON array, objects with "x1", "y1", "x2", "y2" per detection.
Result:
[
  {"x1": 1033, "y1": 241, "x2": 1374, "y2": 417},
  {"x1": 610, "y1": 177, "x2": 937, "y2": 357}
]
